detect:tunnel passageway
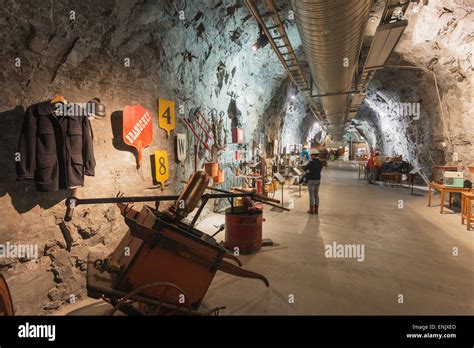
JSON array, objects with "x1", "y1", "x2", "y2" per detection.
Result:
[{"x1": 200, "y1": 161, "x2": 474, "y2": 315}]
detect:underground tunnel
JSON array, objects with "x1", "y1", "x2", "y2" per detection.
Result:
[{"x1": 0, "y1": 0, "x2": 473, "y2": 343}]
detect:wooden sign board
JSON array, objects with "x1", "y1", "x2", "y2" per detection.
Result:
[
  {"x1": 176, "y1": 133, "x2": 187, "y2": 162},
  {"x1": 123, "y1": 105, "x2": 153, "y2": 169},
  {"x1": 274, "y1": 172, "x2": 285, "y2": 184},
  {"x1": 292, "y1": 167, "x2": 302, "y2": 176},
  {"x1": 154, "y1": 150, "x2": 169, "y2": 185},
  {"x1": 0, "y1": 274, "x2": 14, "y2": 316},
  {"x1": 158, "y1": 98, "x2": 176, "y2": 137}
]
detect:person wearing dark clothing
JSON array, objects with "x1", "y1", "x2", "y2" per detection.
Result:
[
  {"x1": 16, "y1": 99, "x2": 96, "y2": 192},
  {"x1": 302, "y1": 149, "x2": 323, "y2": 214},
  {"x1": 366, "y1": 151, "x2": 375, "y2": 184}
]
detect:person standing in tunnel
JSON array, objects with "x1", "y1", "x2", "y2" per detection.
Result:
[
  {"x1": 302, "y1": 148, "x2": 323, "y2": 215},
  {"x1": 373, "y1": 151, "x2": 383, "y2": 181},
  {"x1": 366, "y1": 150, "x2": 375, "y2": 184}
]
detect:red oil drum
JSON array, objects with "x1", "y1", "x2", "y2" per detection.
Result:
[
  {"x1": 225, "y1": 207, "x2": 263, "y2": 254},
  {"x1": 256, "y1": 178, "x2": 263, "y2": 195}
]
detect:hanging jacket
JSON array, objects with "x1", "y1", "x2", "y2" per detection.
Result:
[{"x1": 16, "y1": 100, "x2": 96, "y2": 192}]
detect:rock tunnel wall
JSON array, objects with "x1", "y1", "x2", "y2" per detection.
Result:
[
  {"x1": 354, "y1": 0, "x2": 473, "y2": 174},
  {"x1": 260, "y1": 77, "x2": 319, "y2": 150},
  {"x1": 0, "y1": 0, "x2": 472, "y2": 315},
  {"x1": 356, "y1": 59, "x2": 443, "y2": 171},
  {"x1": 0, "y1": 0, "x2": 289, "y2": 314}
]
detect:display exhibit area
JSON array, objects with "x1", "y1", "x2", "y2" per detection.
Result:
[{"x1": 0, "y1": 0, "x2": 473, "y2": 317}]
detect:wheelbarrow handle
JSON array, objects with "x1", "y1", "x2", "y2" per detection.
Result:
[
  {"x1": 64, "y1": 197, "x2": 77, "y2": 222},
  {"x1": 218, "y1": 260, "x2": 269, "y2": 287},
  {"x1": 64, "y1": 195, "x2": 180, "y2": 221}
]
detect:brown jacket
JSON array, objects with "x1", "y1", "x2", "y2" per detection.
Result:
[{"x1": 16, "y1": 100, "x2": 96, "y2": 192}]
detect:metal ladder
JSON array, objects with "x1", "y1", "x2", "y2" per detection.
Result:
[{"x1": 244, "y1": 0, "x2": 324, "y2": 123}]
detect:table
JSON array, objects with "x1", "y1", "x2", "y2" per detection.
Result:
[
  {"x1": 461, "y1": 191, "x2": 474, "y2": 230},
  {"x1": 427, "y1": 182, "x2": 470, "y2": 214},
  {"x1": 381, "y1": 172, "x2": 402, "y2": 187},
  {"x1": 407, "y1": 172, "x2": 424, "y2": 195}
]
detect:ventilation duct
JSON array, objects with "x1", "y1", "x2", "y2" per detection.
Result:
[{"x1": 291, "y1": 0, "x2": 372, "y2": 140}]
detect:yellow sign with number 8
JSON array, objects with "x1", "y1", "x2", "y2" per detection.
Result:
[
  {"x1": 154, "y1": 150, "x2": 169, "y2": 185},
  {"x1": 158, "y1": 98, "x2": 175, "y2": 137}
]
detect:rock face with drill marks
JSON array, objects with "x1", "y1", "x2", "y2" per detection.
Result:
[
  {"x1": 0, "y1": 0, "x2": 472, "y2": 314},
  {"x1": 355, "y1": 0, "x2": 473, "y2": 171},
  {"x1": 0, "y1": 0, "x2": 294, "y2": 314}
]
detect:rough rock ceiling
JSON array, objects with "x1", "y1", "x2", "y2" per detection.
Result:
[{"x1": 0, "y1": 0, "x2": 472, "y2": 314}]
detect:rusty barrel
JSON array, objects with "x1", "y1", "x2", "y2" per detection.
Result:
[{"x1": 225, "y1": 206, "x2": 263, "y2": 255}]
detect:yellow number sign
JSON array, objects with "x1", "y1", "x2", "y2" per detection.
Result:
[
  {"x1": 158, "y1": 98, "x2": 175, "y2": 137},
  {"x1": 154, "y1": 150, "x2": 169, "y2": 185}
]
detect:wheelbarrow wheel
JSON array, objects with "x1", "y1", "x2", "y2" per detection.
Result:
[{"x1": 107, "y1": 281, "x2": 193, "y2": 316}]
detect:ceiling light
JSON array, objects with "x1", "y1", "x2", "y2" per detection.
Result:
[
  {"x1": 363, "y1": 20, "x2": 408, "y2": 70},
  {"x1": 251, "y1": 33, "x2": 269, "y2": 51}
]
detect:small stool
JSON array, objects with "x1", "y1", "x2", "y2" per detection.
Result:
[{"x1": 461, "y1": 191, "x2": 474, "y2": 230}]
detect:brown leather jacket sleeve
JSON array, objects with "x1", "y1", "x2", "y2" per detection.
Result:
[
  {"x1": 82, "y1": 116, "x2": 96, "y2": 176},
  {"x1": 16, "y1": 105, "x2": 37, "y2": 180}
]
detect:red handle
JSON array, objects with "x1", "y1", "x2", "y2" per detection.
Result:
[
  {"x1": 182, "y1": 118, "x2": 209, "y2": 151},
  {"x1": 195, "y1": 119, "x2": 214, "y2": 140},
  {"x1": 199, "y1": 111, "x2": 212, "y2": 131}
]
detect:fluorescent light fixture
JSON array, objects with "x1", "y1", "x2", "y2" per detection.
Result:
[
  {"x1": 363, "y1": 20, "x2": 408, "y2": 70},
  {"x1": 350, "y1": 93, "x2": 366, "y2": 108}
]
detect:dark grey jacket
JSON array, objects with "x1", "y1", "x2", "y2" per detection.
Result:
[
  {"x1": 16, "y1": 100, "x2": 96, "y2": 192},
  {"x1": 303, "y1": 158, "x2": 323, "y2": 181}
]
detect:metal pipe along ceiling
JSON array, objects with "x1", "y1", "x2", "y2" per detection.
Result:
[{"x1": 291, "y1": 0, "x2": 372, "y2": 140}]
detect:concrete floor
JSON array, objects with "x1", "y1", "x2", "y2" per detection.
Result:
[
  {"x1": 196, "y1": 161, "x2": 474, "y2": 315},
  {"x1": 57, "y1": 161, "x2": 473, "y2": 316}
]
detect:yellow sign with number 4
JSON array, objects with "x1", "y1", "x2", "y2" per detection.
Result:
[
  {"x1": 154, "y1": 150, "x2": 169, "y2": 185},
  {"x1": 158, "y1": 98, "x2": 175, "y2": 136}
]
